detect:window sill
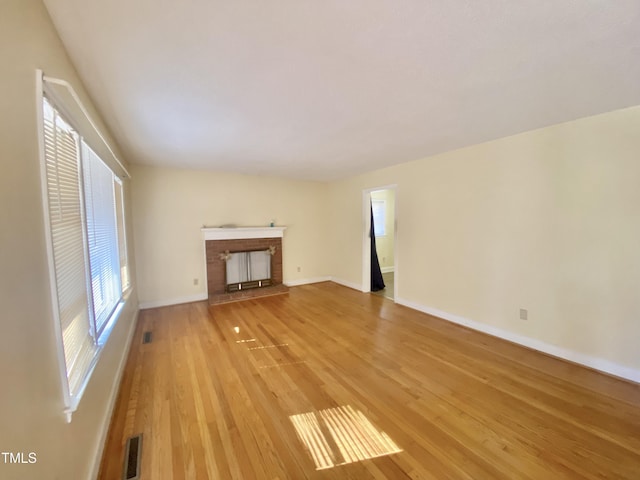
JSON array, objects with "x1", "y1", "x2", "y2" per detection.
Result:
[{"x1": 64, "y1": 287, "x2": 135, "y2": 422}]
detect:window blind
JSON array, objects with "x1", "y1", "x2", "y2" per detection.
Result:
[
  {"x1": 43, "y1": 98, "x2": 99, "y2": 398},
  {"x1": 82, "y1": 142, "x2": 122, "y2": 336}
]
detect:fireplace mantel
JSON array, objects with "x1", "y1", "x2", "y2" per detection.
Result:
[{"x1": 201, "y1": 226, "x2": 286, "y2": 241}]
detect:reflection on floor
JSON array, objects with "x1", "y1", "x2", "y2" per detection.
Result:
[{"x1": 371, "y1": 271, "x2": 394, "y2": 300}]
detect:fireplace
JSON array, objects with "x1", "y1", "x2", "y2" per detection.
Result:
[
  {"x1": 225, "y1": 249, "x2": 272, "y2": 292},
  {"x1": 202, "y1": 227, "x2": 288, "y2": 304}
]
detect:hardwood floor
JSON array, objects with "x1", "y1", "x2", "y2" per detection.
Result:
[{"x1": 99, "y1": 282, "x2": 640, "y2": 479}]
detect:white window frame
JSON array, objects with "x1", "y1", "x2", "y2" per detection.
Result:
[{"x1": 36, "y1": 70, "x2": 131, "y2": 422}]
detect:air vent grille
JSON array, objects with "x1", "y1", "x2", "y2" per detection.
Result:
[{"x1": 123, "y1": 434, "x2": 142, "y2": 480}]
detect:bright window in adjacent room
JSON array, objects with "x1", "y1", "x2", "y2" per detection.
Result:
[
  {"x1": 40, "y1": 95, "x2": 129, "y2": 419},
  {"x1": 372, "y1": 199, "x2": 386, "y2": 236}
]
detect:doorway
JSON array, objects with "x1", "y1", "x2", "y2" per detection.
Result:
[{"x1": 362, "y1": 186, "x2": 396, "y2": 301}]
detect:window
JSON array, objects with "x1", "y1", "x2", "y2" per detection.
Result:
[
  {"x1": 82, "y1": 141, "x2": 123, "y2": 337},
  {"x1": 41, "y1": 94, "x2": 129, "y2": 419},
  {"x1": 372, "y1": 199, "x2": 386, "y2": 236}
]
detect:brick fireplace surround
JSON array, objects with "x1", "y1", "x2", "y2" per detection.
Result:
[{"x1": 203, "y1": 227, "x2": 288, "y2": 305}]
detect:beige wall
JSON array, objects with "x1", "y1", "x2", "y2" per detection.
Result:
[
  {"x1": 0, "y1": 1, "x2": 137, "y2": 479},
  {"x1": 329, "y1": 106, "x2": 640, "y2": 374},
  {"x1": 131, "y1": 164, "x2": 330, "y2": 306},
  {"x1": 371, "y1": 189, "x2": 395, "y2": 270}
]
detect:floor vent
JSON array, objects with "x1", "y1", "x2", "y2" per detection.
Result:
[
  {"x1": 123, "y1": 434, "x2": 142, "y2": 480},
  {"x1": 142, "y1": 331, "x2": 152, "y2": 344}
]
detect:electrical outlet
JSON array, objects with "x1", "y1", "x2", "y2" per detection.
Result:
[
  {"x1": 519, "y1": 308, "x2": 528, "y2": 320},
  {"x1": 297, "y1": 266, "x2": 301, "y2": 272},
  {"x1": 193, "y1": 278, "x2": 199, "y2": 286},
  {"x1": 383, "y1": 256, "x2": 386, "y2": 263}
]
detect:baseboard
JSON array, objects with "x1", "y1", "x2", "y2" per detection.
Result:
[
  {"x1": 395, "y1": 297, "x2": 640, "y2": 384},
  {"x1": 330, "y1": 277, "x2": 364, "y2": 292},
  {"x1": 381, "y1": 266, "x2": 395, "y2": 274},
  {"x1": 89, "y1": 303, "x2": 139, "y2": 479},
  {"x1": 139, "y1": 292, "x2": 208, "y2": 309},
  {"x1": 285, "y1": 276, "x2": 332, "y2": 287}
]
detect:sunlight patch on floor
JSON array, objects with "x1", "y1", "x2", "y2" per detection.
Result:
[
  {"x1": 290, "y1": 405, "x2": 402, "y2": 470},
  {"x1": 248, "y1": 343, "x2": 289, "y2": 350},
  {"x1": 258, "y1": 360, "x2": 307, "y2": 369}
]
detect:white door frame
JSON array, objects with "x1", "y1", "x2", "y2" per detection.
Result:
[{"x1": 362, "y1": 184, "x2": 398, "y2": 300}]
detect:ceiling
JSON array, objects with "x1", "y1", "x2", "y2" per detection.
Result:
[{"x1": 43, "y1": 0, "x2": 640, "y2": 181}]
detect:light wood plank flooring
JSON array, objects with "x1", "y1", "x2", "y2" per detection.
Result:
[{"x1": 99, "y1": 282, "x2": 640, "y2": 479}]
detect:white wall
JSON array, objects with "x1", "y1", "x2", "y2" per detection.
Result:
[
  {"x1": 328, "y1": 106, "x2": 640, "y2": 378},
  {"x1": 0, "y1": 1, "x2": 138, "y2": 478},
  {"x1": 131, "y1": 164, "x2": 330, "y2": 306}
]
